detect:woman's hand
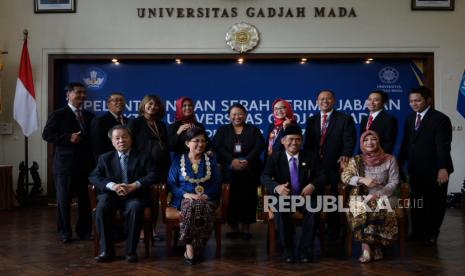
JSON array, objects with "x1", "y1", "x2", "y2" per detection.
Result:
[
  {"x1": 359, "y1": 177, "x2": 377, "y2": 188},
  {"x1": 365, "y1": 193, "x2": 379, "y2": 202},
  {"x1": 283, "y1": 118, "x2": 292, "y2": 129},
  {"x1": 183, "y1": 193, "x2": 208, "y2": 200},
  {"x1": 231, "y1": 159, "x2": 248, "y2": 170},
  {"x1": 177, "y1": 123, "x2": 192, "y2": 135}
]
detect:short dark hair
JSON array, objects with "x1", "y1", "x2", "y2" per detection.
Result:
[
  {"x1": 65, "y1": 82, "x2": 85, "y2": 92},
  {"x1": 228, "y1": 103, "x2": 247, "y2": 115},
  {"x1": 369, "y1": 90, "x2": 389, "y2": 104},
  {"x1": 107, "y1": 125, "x2": 132, "y2": 140},
  {"x1": 409, "y1": 86, "x2": 432, "y2": 99},
  {"x1": 317, "y1": 89, "x2": 336, "y2": 99},
  {"x1": 184, "y1": 127, "x2": 207, "y2": 142},
  {"x1": 138, "y1": 94, "x2": 166, "y2": 119},
  {"x1": 106, "y1": 92, "x2": 125, "y2": 102}
]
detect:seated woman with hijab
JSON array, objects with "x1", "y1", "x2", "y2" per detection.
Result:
[
  {"x1": 168, "y1": 97, "x2": 210, "y2": 157},
  {"x1": 167, "y1": 127, "x2": 221, "y2": 265},
  {"x1": 341, "y1": 130, "x2": 399, "y2": 263},
  {"x1": 265, "y1": 98, "x2": 296, "y2": 158}
]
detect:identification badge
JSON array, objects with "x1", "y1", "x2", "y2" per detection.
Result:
[
  {"x1": 234, "y1": 142, "x2": 242, "y2": 154},
  {"x1": 195, "y1": 185, "x2": 205, "y2": 195}
]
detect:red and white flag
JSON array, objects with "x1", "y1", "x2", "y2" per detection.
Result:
[{"x1": 13, "y1": 38, "x2": 38, "y2": 137}]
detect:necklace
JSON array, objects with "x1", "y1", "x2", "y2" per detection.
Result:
[{"x1": 180, "y1": 154, "x2": 211, "y2": 194}]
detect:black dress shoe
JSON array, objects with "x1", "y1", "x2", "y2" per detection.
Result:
[
  {"x1": 226, "y1": 231, "x2": 240, "y2": 239},
  {"x1": 184, "y1": 251, "x2": 194, "y2": 265},
  {"x1": 126, "y1": 253, "x2": 138, "y2": 263},
  {"x1": 153, "y1": 234, "x2": 164, "y2": 242},
  {"x1": 300, "y1": 253, "x2": 313, "y2": 263},
  {"x1": 61, "y1": 237, "x2": 72, "y2": 244},
  {"x1": 427, "y1": 237, "x2": 437, "y2": 245},
  {"x1": 95, "y1": 252, "x2": 114, "y2": 262},
  {"x1": 283, "y1": 250, "x2": 295, "y2": 264},
  {"x1": 79, "y1": 234, "x2": 93, "y2": 241}
]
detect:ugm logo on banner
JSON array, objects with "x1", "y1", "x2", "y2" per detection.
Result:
[{"x1": 58, "y1": 59, "x2": 422, "y2": 155}]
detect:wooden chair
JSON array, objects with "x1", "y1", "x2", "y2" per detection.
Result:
[
  {"x1": 340, "y1": 182, "x2": 409, "y2": 257},
  {"x1": 262, "y1": 185, "x2": 329, "y2": 256},
  {"x1": 88, "y1": 184, "x2": 159, "y2": 258},
  {"x1": 159, "y1": 183, "x2": 230, "y2": 258}
]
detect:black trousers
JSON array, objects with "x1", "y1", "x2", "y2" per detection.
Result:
[
  {"x1": 274, "y1": 201, "x2": 318, "y2": 255},
  {"x1": 410, "y1": 174, "x2": 448, "y2": 239},
  {"x1": 95, "y1": 193, "x2": 145, "y2": 255},
  {"x1": 54, "y1": 173, "x2": 92, "y2": 239}
]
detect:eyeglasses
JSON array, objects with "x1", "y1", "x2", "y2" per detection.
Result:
[
  {"x1": 189, "y1": 139, "x2": 207, "y2": 144},
  {"x1": 274, "y1": 106, "x2": 287, "y2": 111}
]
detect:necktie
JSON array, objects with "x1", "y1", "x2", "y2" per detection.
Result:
[
  {"x1": 116, "y1": 115, "x2": 124, "y2": 125},
  {"x1": 414, "y1": 113, "x2": 422, "y2": 131},
  {"x1": 319, "y1": 114, "x2": 328, "y2": 155},
  {"x1": 75, "y1": 109, "x2": 85, "y2": 131},
  {"x1": 120, "y1": 154, "x2": 128, "y2": 184},
  {"x1": 289, "y1": 157, "x2": 299, "y2": 195},
  {"x1": 366, "y1": 114, "x2": 373, "y2": 131}
]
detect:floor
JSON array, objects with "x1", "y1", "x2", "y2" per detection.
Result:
[{"x1": 0, "y1": 206, "x2": 464, "y2": 275}]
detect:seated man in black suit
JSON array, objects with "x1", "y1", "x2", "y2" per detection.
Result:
[
  {"x1": 89, "y1": 125, "x2": 159, "y2": 262},
  {"x1": 90, "y1": 92, "x2": 129, "y2": 160},
  {"x1": 261, "y1": 125, "x2": 326, "y2": 263}
]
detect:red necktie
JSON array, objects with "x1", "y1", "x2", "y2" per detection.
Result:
[
  {"x1": 117, "y1": 116, "x2": 123, "y2": 125},
  {"x1": 366, "y1": 114, "x2": 373, "y2": 131},
  {"x1": 319, "y1": 114, "x2": 328, "y2": 146},
  {"x1": 415, "y1": 113, "x2": 422, "y2": 131}
]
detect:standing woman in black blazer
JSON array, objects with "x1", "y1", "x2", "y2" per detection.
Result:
[
  {"x1": 128, "y1": 95, "x2": 170, "y2": 179},
  {"x1": 213, "y1": 103, "x2": 265, "y2": 239},
  {"x1": 128, "y1": 95, "x2": 170, "y2": 240},
  {"x1": 168, "y1": 97, "x2": 210, "y2": 157},
  {"x1": 265, "y1": 98, "x2": 296, "y2": 158}
]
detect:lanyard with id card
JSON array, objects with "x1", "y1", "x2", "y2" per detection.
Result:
[{"x1": 234, "y1": 133, "x2": 242, "y2": 154}]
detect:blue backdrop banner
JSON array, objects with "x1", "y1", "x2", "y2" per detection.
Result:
[{"x1": 57, "y1": 59, "x2": 422, "y2": 155}]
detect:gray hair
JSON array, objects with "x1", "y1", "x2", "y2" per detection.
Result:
[{"x1": 107, "y1": 125, "x2": 132, "y2": 140}]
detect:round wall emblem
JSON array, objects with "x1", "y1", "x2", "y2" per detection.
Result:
[
  {"x1": 225, "y1": 22, "x2": 260, "y2": 53},
  {"x1": 378, "y1": 66, "x2": 399, "y2": 84}
]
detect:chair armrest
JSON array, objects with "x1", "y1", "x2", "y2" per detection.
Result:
[
  {"x1": 88, "y1": 184, "x2": 97, "y2": 210},
  {"x1": 338, "y1": 182, "x2": 349, "y2": 206},
  {"x1": 220, "y1": 183, "x2": 230, "y2": 221},
  {"x1": 159, "y1": 183, "x2": 168, "y2": 222}
]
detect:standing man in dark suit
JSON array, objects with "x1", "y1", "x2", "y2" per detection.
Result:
[
  {"x1": 89, "y1": 125, "x2": 159, "y2": 262},
  {"x1": 261, "y1": 125, "x2": 326, "y2": 263},
  {"x1": 90, "y1": 92, "x2": 128, "y2": 159},
  {"x1": 304, "y1": 90, "x2": 356, "y2": 190},
  {"x1": 399, "y1": 86, "x2": 453, "y2": 244},
  {"x1": 42, "y1": 82, "x2": 95, "y2": 243},
  {"x1": 303, "y1": 89, "x2": 356, "y2": 242},
  {"x1": 360, "y1": 90, "x2": 398, "y2": 154}
]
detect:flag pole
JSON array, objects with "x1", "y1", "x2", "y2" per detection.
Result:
[{"x1": 23, "y1": 29, "x2": 29, "y2": 191}]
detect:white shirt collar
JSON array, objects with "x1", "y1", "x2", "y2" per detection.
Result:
[
  {"x1": 417, "y1": 106, "x2": 431, "y2": 119},
  {"x1": 68, "y1": 103, "x2": 81, "y2": 112},
  {"x1": 370, "y1": 109, "x2": 382, "y2": 119},
  {"x1": 117, "y1": 150, "x2": 131, "y2": 158},
  {"x1": 109, "y1": 111, "x2": 122, "y2": 120},
  {"x1": 285, "y1": 151, "x2": 299, "y2": 163},
  {"x1": 320, "y1": 109, "x2": 333, "y2": 117}
]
